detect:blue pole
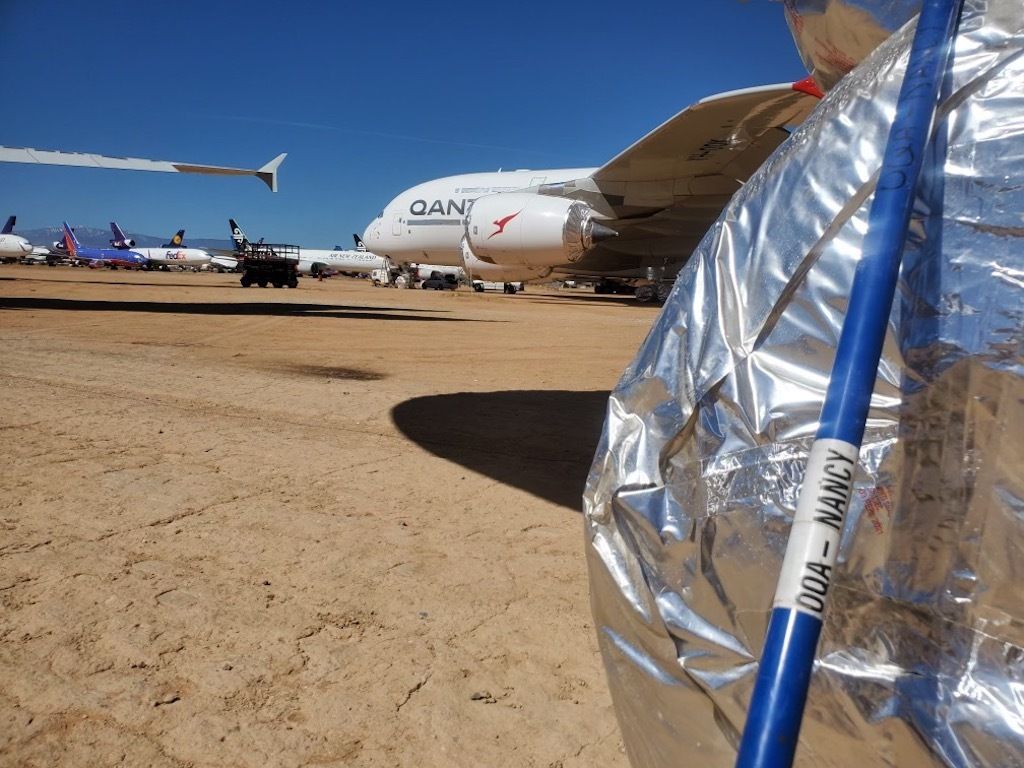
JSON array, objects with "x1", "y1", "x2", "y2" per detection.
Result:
[{"x1": 735, "y1": 2, "x2": 963, "y2": 766}]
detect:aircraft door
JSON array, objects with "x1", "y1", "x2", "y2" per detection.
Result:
[{"x1": 392, "y1": 215, "x2": 403, "y2": 236}]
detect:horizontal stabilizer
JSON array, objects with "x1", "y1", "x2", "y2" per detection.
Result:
[{"x1": 0, "y1": 146, "x2": 287, "y2": 192}]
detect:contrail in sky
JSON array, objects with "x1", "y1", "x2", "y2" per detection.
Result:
[{"x1": 208, "y1": 115, "x2": 561, "y2": 157}]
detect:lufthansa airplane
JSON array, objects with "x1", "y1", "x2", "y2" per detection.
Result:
[
  {"x1": 109, "y1": 222, "x2": 213, "y2": 269},
  {"x1": 363, "y1": 81, "x2": 822, "y2": 301}
]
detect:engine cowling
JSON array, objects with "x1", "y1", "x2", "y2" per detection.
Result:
[
  {"x1": 461, "y1": 238, "x2": 551, "y2": 283},
  {"x1": 464, "y1": 192, "x2": 614, "y2": 267}
]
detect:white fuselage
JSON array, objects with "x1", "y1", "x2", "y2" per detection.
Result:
[
  {"x1": 0, "y1": 233, "x2": 33, "y2": 260},
  {"x1": 362, "y1": 168, "x2": 594, "y2": 266},
  {"x1": 135, "y1": 247, "x2": 212, "y2": 267},
  {"x1": 296, "y1": 248, "x2": 388, "y2": 275}
]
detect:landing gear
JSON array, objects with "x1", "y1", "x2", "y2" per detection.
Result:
[
  {"x1": 634, "y1": 284, "x2": 656, "y2": 303},
  {"x1": 503, "y1": 282, "x2": 518, "y2": 294}
]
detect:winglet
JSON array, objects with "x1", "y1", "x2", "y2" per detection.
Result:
[
  {"x1": 257, "y1": 153, "x2": 287, "y2": 192},
  {"x1": 792, "y1": 76, "x2": 825, "y2": 99},
  {"x1": 1, "y1": 215, "x2": 14, "y2": 234}
]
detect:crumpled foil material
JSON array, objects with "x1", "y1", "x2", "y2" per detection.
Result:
[
  {"x1": 583, "y1": 2, "x2": 1024, "y2": 766},
  {"x1": 781, "y1": 0, "x2": 923, "y2": 89}
]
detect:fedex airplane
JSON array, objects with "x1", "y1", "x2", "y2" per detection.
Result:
[
  {"x1": 61, "y1": 222, "x2": 146, "y2": 269},
  {"x1": 109, "y1": 222, "x2": 212, "y2": 269},
  {"x1": 226, "y1": 219, "x2": 390, "y2": 276},
  {"x1": 362, "y1": 81, "x2": 822, "y2": 301}
]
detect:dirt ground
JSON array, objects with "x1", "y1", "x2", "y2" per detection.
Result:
[{"x1": 0, "y1": 266, "x2": 656, "y2": 768}]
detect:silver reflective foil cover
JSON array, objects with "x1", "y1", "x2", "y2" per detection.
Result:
[
  {"x1": 584, "y1": 3, "x2": 1024, "y2": 766},
  {"x1": 780, "y1": 0, "x2": 923, "y2": 89}
]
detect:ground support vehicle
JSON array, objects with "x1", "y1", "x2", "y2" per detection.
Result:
[{"x1": 239, "y1": 243, "x2": 300, "y2": 288}]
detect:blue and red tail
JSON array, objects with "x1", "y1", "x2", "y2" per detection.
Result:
[{"x1": 62, "y1": 221, "x2": 80, "y2": 258}]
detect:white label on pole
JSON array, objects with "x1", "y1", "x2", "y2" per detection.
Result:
[{"x1": 774, "y1": 438, "x2": 860, "y2": 618}]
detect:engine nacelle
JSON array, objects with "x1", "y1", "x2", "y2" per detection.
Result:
[
  {"x1": 52, "y1": 239, "x2": 68, "y2": 252},
  {"x1": 464, "y1": 192, "x2": 614, "y2": 267},
  {"x1": 111, "y1": 237, "x2": 136, "y2": 249},
  {"x1": 461, "y1": 238, "x2": 551, "y2": 283}
]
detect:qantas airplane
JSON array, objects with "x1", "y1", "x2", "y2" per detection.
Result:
[
  {"x1": 363, "y1": 80, "x2": 822, "y2": 301},
  {"x1": 61, "y1": 222, "x2": 146, "y2": 269},
  {"x1": 108, "y1": 222, "x2": 213, "y2": 269}
]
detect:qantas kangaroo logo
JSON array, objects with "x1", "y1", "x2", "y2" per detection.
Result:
[{"x1": 488, "y1": 211, "x2": 520, "y2": 239}]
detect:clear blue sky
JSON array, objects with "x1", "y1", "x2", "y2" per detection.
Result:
[{"x1": 0, "y1": 1, "x2": 807, "y2": 247}]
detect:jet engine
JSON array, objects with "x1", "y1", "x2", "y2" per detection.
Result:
[
  {"x1": 111, "y1": 237, "x2": 135, "y2": 248},
  {"x1": 464, "y1": 193, "x2": 615, "y2": 267},
  {"x1": 461, "y1": 238, "x2": 552, "y2": 283}
]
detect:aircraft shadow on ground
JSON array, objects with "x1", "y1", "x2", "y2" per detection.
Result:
[
  {"x1": 0, "y1": 296, "x2": 480, "y2": 323},
  {"x1": 391, "y1": 390, "x2": 610, "y2": 511}
]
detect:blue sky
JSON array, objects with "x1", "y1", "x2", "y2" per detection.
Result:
[{"x1": 0, "y1": 1, "x2": 808, "y2": 246}]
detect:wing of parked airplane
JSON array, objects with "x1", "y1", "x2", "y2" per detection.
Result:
[
  {"x1": 0, "y1": 147, "x2": 286, "y2": 192},
  {"x1": 543, "y1": 80, "x2": 822, "y2": 274}
]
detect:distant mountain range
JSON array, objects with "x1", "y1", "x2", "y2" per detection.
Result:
[{"x1": 18, "y1": 226, "x2": 233, "y2": 251}]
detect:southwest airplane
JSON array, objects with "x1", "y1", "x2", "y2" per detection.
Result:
[
  {"x1": 109, "y1": 222, "x2": 212, "y2": 269},
  {"x1": 226, "y1": 219, "x2": 389, "y2": 276},
  {"x1": 363, "y1": 81, "x2": 822, "y2": 301},
  {"x1": 61, "y1": 222, "x2": 146, "y2": 268}
]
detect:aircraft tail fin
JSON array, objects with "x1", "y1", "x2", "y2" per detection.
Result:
[
  {"x1": 2, "y1": 215, "x2": 14, "y2": 234},
  {"x1": 353, "y1": 234, "x2": 366, "y2": 251},
  {"x1": 256, "y1": 153, "x2": 286, "y2": 193},
  {"x1": 108, "y1": 221, "x2": 135, "y2": 248},
  {"x1": 164, "y1": 229, "x2": 185, "y2": 247},
  {"x1": 62, "y1": 222, "x2": 80, "y2": 258},
  {"x1": 229, "y1": 219, "x2": 248, "y2": 252}
]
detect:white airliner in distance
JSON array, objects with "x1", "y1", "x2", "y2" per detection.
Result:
[
  {"x1": 363, "y1": 80, "x2": 822, "y2": 300},
  {"x1": 0, "y1": 216, "x2": 49, "y2": 262},
  {"x1": 0, "y1": 147, "x2": 286, "y2": 191},
  {"x1": 224, "y1": 220, "x2": 390, "y2": 276},
  {"x1": 109, "y1": 222, "x2": 213, "y2": 269},
  {"x1": 0, "y1": 216, "x2": 35, "y2": 261}
]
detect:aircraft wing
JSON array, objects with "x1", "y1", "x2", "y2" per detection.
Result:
[
  {"x1": 0, "y1": 147, "x2": 287, "y2": 192},
  {"x1": 541, "y1": 81, "x2": 821, "y2": 277},
  {"x1": 590, "y1": 81, "x2": 820, "y2": 212}
]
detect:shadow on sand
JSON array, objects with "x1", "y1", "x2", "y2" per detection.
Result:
[
  {"x1": 391, "y1": 390, "x2": 610, "y2": 510},
  {"x1": 0, "y1": 296, "x2": 483, "y2": 323}
]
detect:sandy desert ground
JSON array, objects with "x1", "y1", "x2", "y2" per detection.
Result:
[{"x1": 0, "y1": 266, "x2": 657, "y2": 767}]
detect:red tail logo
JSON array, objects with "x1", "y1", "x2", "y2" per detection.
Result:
[{"x1": 488, "y1": 211, "x2": 520, "y2": 239}]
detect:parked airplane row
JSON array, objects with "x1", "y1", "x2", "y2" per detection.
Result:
[
  {"x1": 1, "y1": 216, "x2": 401, "y2": 278},
  {"x1": 4, "y1": 78, "x2": 824, "y2": 301}
]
